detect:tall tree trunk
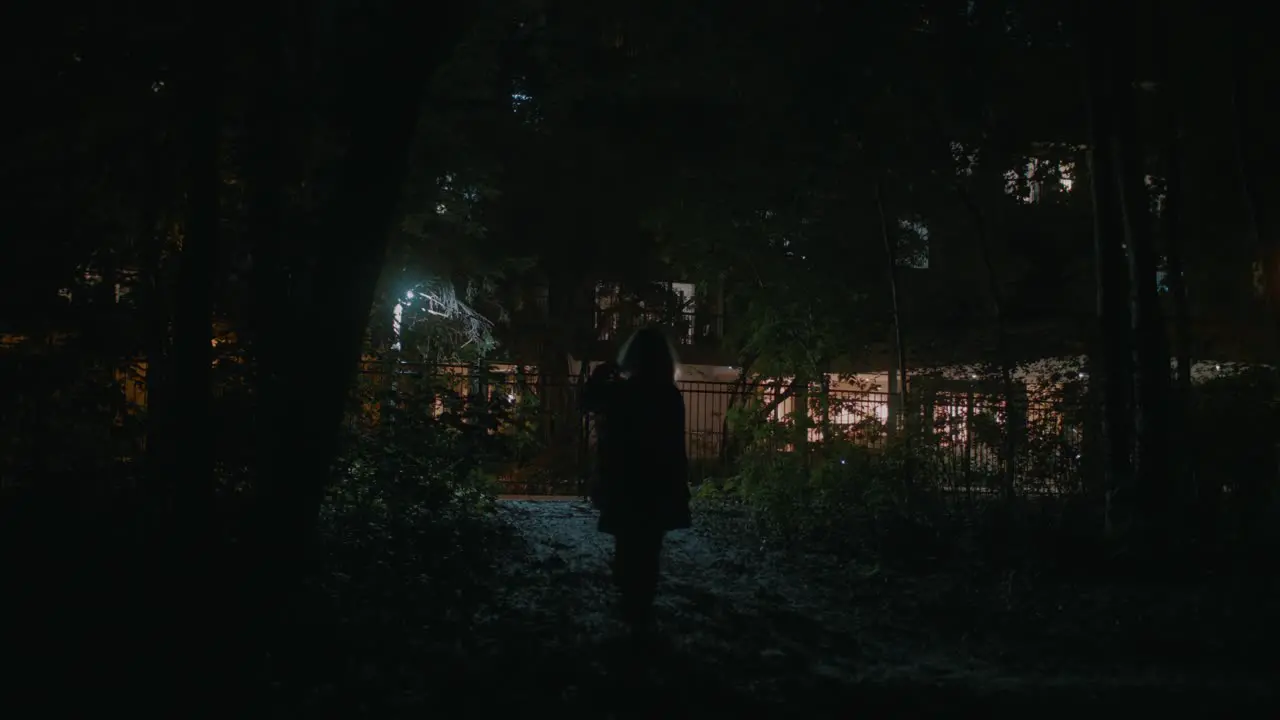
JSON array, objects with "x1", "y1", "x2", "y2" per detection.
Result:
[
  {"x1": 138, "y1": 195, "x2": 173, "y2": 486},
  {"x1": 1227, "y1": 11, "x2": 1280, "y2": 537},
  {"x1": 1150, "y1": 2, "x2": 1196, "y2": 512},
  {"x1": 247, "y1": 0, "x2": 473, "y2": 646},
  {"x1": 231, "y1": 1, "x2": 295, "y2": 695},
  {"x1": 1109, "y1": 0, "x2": 1173, "y2": 537},
  {"x1": 718, "y1": 354, "x2": 757, "y2": 468},
  {"x1": 952, "y1": 183, "x2": 1020, "y2": 503},
  {"x1": 875, "y1": 182, "x2": 909, "y2": 421},
  {"x1": 1229, "y1": 16, "x2": 1280, "y2": 350},
  {"x1": 170, "y1": 8, "x2": 221, "y2": 527},
  {"x1": 875, "y1": 180, "x2": 913, "y2": 493},
  {"x1": 1084, "y1": 0, "x2": 1136, "y2": 537},
  {"x1": 245, "y1": 0, "x2": 290, "y2": 522},
  {"x1": 818, "y1": 361, "x2": 832, "y2": 442},
  {"x1": 538, "y1": 270, "x2": 582, "y2": 450},
  {"x1": 164, "y1": 6, "x2": 222, "y2": 703}
]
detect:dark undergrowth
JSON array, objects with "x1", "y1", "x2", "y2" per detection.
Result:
[
  {"x1": 2, "y1": 456, "x2": 1280, "y2": 712},
  {"x1": 690, "y1": 436, "x2": 1280, "y2": 703}
]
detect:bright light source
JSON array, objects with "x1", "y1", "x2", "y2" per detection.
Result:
[
  {"x1": 392, "y1": 303, "x2": 403, "y2": 351},
  {"x1": 507, "y1": 394, "x2": 515, "y2": 402},
  {"x1": 405, "y1": 290, "x2": 415, "y2": 300}
]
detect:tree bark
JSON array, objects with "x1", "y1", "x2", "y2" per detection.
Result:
[
  {"x1": 875, "y1": 181, "x2": 909, "y2": 430},
  {"x1": 875, "y1": 180, "x2": 913, "y2": 495},
  {"x1": 245, "y1": 0, "x2": 474, "y2": 648},
  {"x1": 165, "y1": 5, "x2": 222, "y2": 703},
  {"x1": 1108, "y1": 0, "x2": 1173, "y2": 534},
  {"x1": 951, "y1": 182, "x2": 1020, "y2": 502},
  {"x1": 170, "y1": 6, "x2": 221, "y2": 529},
  {"x1": 1084, "y1": 0, "x2": 1136, "y2": 536},
  {"x1": 1229, "y1": 13, "x2": 1280, "y2": 350},
  {"x1": 1150, "y1": 2, "x2": 1196, "y2": 512}
]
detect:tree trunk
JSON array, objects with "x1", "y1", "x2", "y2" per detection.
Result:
[
  {"x1": 952, "y1": 182, "x2": 1019, "y2": 502},
  {"x1": 164, "y1": 6, "x2": 222, "y2": 703},
  {"x1": 1084, "y1": 0, "x2": 1136, "y2": 537},
  {"x1": 138, "y1": 196, "x2": 174, "y2": 490},
  {"x1": 875, "y1": 180, "x2": 913, "y2": 495},
  {"x1": 244, "y1": 0, "x2": 290, "y2": 533},
  {"x1": 1109, "y1": 1, "x2": 1173, "y2": 537},
  {"x1": 170, "y1": 7, "x2": 221, "y2": 529},
  {"x1": 538, "y1": 270, "x2": 582, "y2": 450},
  {"x1": 1230, "y1": 14, "x2": 1280, "y2": 349},
  {"x1": 875, "y1": 182, "x2": 909, "y2": 428},
  {"x1": 1150, "y1": 3, "x2": 1196, "y2": 513},
  {"x1": 718, "y1": 354, "x2": 757, "y2": 467},
  {"x1": 1227, "y1": 11, "x2": 1280, "y2": 537},
  {"x1": 246, "y1": 0, "x2": 473, "y2": 650},
  {"x1": 819, "y1": 363, "x2": 832, "y2": 442}
]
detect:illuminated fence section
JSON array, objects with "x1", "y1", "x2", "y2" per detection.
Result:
[{"x1": 353, "y1": 363, "x2": 1089, "y2": 495}]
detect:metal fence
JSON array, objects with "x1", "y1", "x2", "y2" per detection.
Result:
[{"x1": 350, "y1": 362, "x2": 1090, "y2": 495}]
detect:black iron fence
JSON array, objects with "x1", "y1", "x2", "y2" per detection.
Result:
[{"x1": 348, "y1": 362, "x2": 1091, "y2": 496}]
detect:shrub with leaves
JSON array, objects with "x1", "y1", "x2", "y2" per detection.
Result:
[
  {"x1": 297, "y1": 366, "x2": 512, "y2": 697},
  {"x1": 0, "y1": 341, "x2": 145, "y2": 487}
]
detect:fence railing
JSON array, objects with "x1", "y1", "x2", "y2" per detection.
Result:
[{"x1": 349, "y1": 362, "x2": 1090, "y2": 495}]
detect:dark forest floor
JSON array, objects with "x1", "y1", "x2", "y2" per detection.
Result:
[
  {"x1": 5, "y1": 496, "x2": 1278, "y2": 717},
  {"x1": 279, "y1": 499, "x2": 1278, "y2": 716},
  {"x1": 460, "y1": 500, "x2": 1278, "y2": 715}
]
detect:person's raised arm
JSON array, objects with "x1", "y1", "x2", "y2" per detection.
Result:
[{"x1": 582, "y1": 361, "x2": 622, "y2": 414}]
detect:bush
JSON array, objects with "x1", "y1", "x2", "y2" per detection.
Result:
[
  {"x1": 705, "y1": 413, "x2": 947, "y2": 561},
  {"x1": 330, "y1": 370, "x2": 505, "y2": 537},
  {"x1": 277, "y1": 371, "x2": 513, "y2": 707}
]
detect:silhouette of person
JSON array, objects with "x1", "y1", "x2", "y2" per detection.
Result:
[{"x1": 583, "y1": 326, "x2": 691, "y2": 636}]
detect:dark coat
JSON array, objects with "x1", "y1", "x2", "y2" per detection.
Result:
[{"x1": 583, "y1": 373, "x2": 691, "y2": 535}]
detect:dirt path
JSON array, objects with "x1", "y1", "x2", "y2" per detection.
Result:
[{"x1": 473, "y1": 499, "x2": 1276, "y2": 714}]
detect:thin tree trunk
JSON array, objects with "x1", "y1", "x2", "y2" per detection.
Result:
[
  {"x1": 1229, "y1": 16, "x2": 1280, "y2": 350},
  {"x1": 233, "y1": 0, "x2": 294, "y2": 694},
  {"x1": 819, "y1": 362, "x2": 832, "y2": 442},
  {"x1": 170, "y1": 8, "x2": 221, "y2": 527},
  {"x1": 245, "y1": 0, "x2": 289, "y2": 510},
  {"x1": 952, "y1": 183, "x2": 1020, "y2": 502},
  {"x1": 875, "y1": 180, "x2": 913, "y2": 493},
  {"x1": 875, "y1": 181, "x2": 909, "y2": 418},
  {"x1": 164, "y1": 6, "x2": 222, "y2": 703},
  {"x1": 1084, "y1": 0, "x2": 1136, "y2": 537},
  {"x1": 1162, "y1": 154, "x2": 1191, "y2": 395},
  {"x1": 138, "y1": 197, "x2": 172, "y2": 486},
  {"x1": 1150, "y1": 3, "x2": 1195, "y2": 511},
  {"x1": 1227, "y1": 12, "x2": 1279, "y2": 537},
  {"x1": 718, "y1": 354, "x2": 757, "y2": 467},
  {"x1": 1109, "y1": 0, "x2": 1172, "y2": 536}
]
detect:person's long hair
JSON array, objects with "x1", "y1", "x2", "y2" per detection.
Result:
[{"x1": 617, "y1": 326, "x2": 679, "y2": 383}]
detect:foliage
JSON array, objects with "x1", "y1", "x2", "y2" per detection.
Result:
[
  {"x1": 1190, "y1": 368, "x2": 1280, "y2": 527},
  {"x1": 343, "y1": 363, "x2": 555, "y2": 491},
  {"x1": 0, "y1": 339, "x2": 146, "y2": 484}
]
